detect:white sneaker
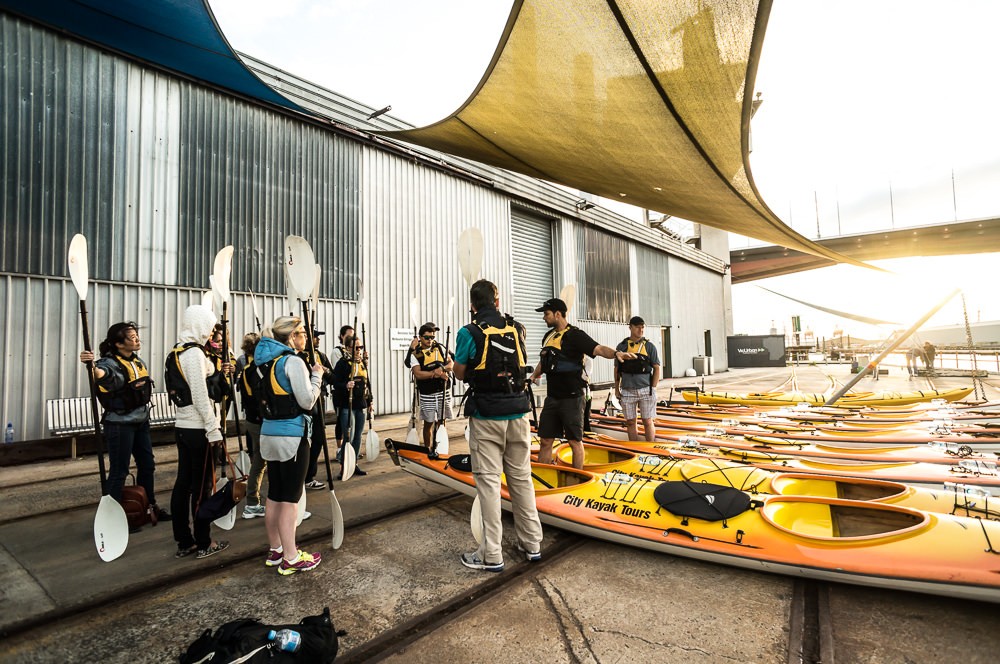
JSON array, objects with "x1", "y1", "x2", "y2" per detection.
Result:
[
  {"x1": 301, "y1": 511, "x2": 312, "y2": 521},
  {"x1": 242, "y1": 505, "x2": 265, "y2": 519}
]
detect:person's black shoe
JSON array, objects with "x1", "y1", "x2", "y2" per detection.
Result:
[
  {"x1": 427, "y1": 449, "x2": 440, "y2": 460},
  {"x1": 354, "y1": 468, "x2": 367, "y2": 477},
  {"x1": 153, "y1": 505, "x2": 172, "y2": 522}
]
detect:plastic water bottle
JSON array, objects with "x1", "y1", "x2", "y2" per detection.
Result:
[
  {"x1": 4, "y1": 423, "x2": 12, "y2": 444},
  {"x1": 267, "y1": 629, "x2": 301, "y2": 653}
]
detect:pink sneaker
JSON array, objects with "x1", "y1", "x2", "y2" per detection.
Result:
[
  {"x1": 265, "y1": 548, "x2": 283, "y2": 567},
  {"x1": 278, "y1": 550, "x2": 322, "y2": 576}
]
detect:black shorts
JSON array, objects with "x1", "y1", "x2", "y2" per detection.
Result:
[
  {"x1": 537, "y1": 395, "x2": 585, "y2": 441},
  {"x1": 266, "y1": 437, "x2": 310, "y2": 503}
]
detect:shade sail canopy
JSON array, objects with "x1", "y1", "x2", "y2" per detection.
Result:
[
  {"x1": 388, "y1": 0, "x2": 866, "y2": 267},
  {"x1": 0, "y1": 0, "x2": 303, "y2": 113},
  {"x1": 757, "y1": 286, "x2": 899, "y2": 327}
]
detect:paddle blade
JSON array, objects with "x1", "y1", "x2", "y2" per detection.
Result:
[
  {"x1": 470, "y1": 495, "x2": 484, "y2": 545},
  {"x1": 212, "y1": 478, "x2": 236, "y2": 530},
  {"x1": 312, "y1": 265, "x2": 321, "y2": 314},
  {"x1": 284, "y1": 235, "x2": 317, "y2": 302},
  {"x1": 447, "y1": 295, "x2": 455, "y2": 319},
  {"x1": 201, "y1": 290, "x2": 214, "y2": 310},
  {"x1": 342, "y1": 444, "x2": 357, "y2": 481},
  {"x1": 94, "y1": 495, "x2": 129, "y2": 562},
  {"x1": 435, "y1": 425, "x2": 449, "y2": 455},
  {"x1": 409, "y1": 297, "x2": 419, "y2": 328},
  {"x1": 559, "y1": 283, "x2": 577, "y2": 313},
  {"x1": 366, "y1": 428, "x2": 380, "y2": 462},
  {"x1": 235, "y1": 450, "x2": 252, "y2": 477},
  {"x1": 457, "y1": 228, "x2": 484, "y2": 288},
  {"x1": 68, "y1": 234, "x2": 90, "y2": 301},
  {"x1": 212, "y1": 245, "x2": 235, "y2": 302},
  {"x1": 209, "y1": 275, "x2": 223, "y2": 315},
  {"x1": 331, "y1": 490, "x2": 344, "y2": 549},
  {"x1": 405, "y1": 426, "x2": 418, "y2": 446},
  {"x1": 295, "y1": 486, "x2": 307, "y2": 527}
]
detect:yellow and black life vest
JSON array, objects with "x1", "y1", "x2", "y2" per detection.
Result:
[
  {"x1": 465, "y1": 311, "x2": 527, "y2": 395},
  {"x1": 97, "y1": 353, "x2": 153, "y2": 414},
  {"x1": 619, "y1": 337, "x2": 653, "y2": 375},
  {"x1": 258, "y1": 350, "x2": 309, "y2": 420},
  {"x1": 540, "y1": 325, "x2": 583, "y2": 375},
  {"x1": 164, "y1": 342, "x2": 227, "y2": 407},
  {"x1": 414, "y1": 343, "x2": 448, "y2": 393}
]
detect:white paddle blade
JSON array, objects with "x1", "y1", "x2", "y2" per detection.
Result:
[
  {"x1": 312, "y1": 265, "x2": 321, "y2": 314},
  {"x1": 409, "y1": 297, "x2": 419, "y2": 328},
  {"x1": 447, "y1": 295, "x2": 455, "y2": 319},
  {"x1": 212, "y1": 477, "x2": 236, "y2": 530},
  {"x1": 366, "y1": 428, "x2": 380, "y2": 462},
  {"x1": 331, "y1": 490, "x2": 344, "y2": 549},
  {"x1": 201, "y1": 290, "x2": 214, "y2": 310},
  {"x1": 559, "y1": 284, "x2": 577, "y2": 314},
  {"x1": 342, "y1": 444, "x2": 357, "y2": 481},
  {"x1": 470, "y1": 495, "x2": 484, "y2": 545},
  {"x1": 67, "y1": 234, "x2": 90, "y2": 301},
  {"x1": 435, "y1": 425, "x2": 449, "y2": 455},
  {"x1": 464, "y1": 424, "x2": 470, "y2": 441},
  {"x1": 235, "y1": 450, "x2": 252, "y2": 477},
  {"x1": 295, "y1": 487, "x2": 307, "y2": 526},
  {"x1": 405, "y1": 426, "x2": 419, "y2": 446},
  {"x1": 457, "y1": 228, "x2": 484, "y2": 288},
  {"x1": 284, "y1": 235, "x2": 317, "y2": 302},
  {"x1": 209, "y1": 275, "x2": 223, "y2": 315},
  {"x1": 212, "y1": 245, "x2": 235, "y2": 302},
  {"x1": 94, "y1": 495, "x2": 129, "y2": 562},
  {"x1": 355, "y1": 298, "x2": 366, "y2": 327}
]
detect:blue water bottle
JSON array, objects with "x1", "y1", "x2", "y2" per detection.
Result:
[
  {"x1": 4, "y1": 423, "x2": 12, "y2": 444},
  {"x1": 267, "y1": 629, "x2": 301, "y2": 653}
]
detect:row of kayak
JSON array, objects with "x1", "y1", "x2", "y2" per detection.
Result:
[
  {"x1": 679, "y1": 386, "x2": 977, "y2": 407},
  {"x1": 386, "y1": 438, "x2": 1000, "y2": 603}
]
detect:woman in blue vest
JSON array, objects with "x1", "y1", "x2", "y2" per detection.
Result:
[
  {"x1": 254, "y1": 316, "x2": 324, "y2": 576},
  {"x1": 79, "y1": 321, "x2": 169, "y2": 529}
]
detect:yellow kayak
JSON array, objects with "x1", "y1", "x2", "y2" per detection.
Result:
[{"x1": 683, "y1": 387, "x2": 975, "y2": 407}]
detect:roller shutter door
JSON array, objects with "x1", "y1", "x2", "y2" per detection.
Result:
[{"x1": 510, "y1": 210, "x2": 554, "y2": 370}]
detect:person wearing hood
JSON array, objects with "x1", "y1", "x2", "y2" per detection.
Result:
[
  {"x1": 255, "y1": 316, "x2": 325, "y2": 575},
  {"x1": 166, "y1": 304, "x2": 230, "y2": 559}
]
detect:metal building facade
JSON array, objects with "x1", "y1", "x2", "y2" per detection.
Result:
[{"x1": 1, "y1": 12, "x2": 731, "y2": 440}]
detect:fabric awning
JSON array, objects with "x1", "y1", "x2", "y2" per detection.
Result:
[{"x1": 388, "y1": 0, "x2": 867, "y2": 267}]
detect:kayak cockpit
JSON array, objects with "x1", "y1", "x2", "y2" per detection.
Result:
[
  {"x1": 529, "y1": 464, "x2": 593, "y2": 492},
  {"x1": 761, "y1": 497, "x2": 928, "y2": 541},
  {"x1": 770, "y1": 473, "x2": 909, "y2": 502}
]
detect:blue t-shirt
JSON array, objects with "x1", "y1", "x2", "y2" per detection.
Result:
[{"x1": 455, "y1": 325, "x2": 525, "y2": 421}]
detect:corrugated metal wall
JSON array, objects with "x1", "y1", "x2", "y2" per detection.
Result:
[
  {"x1": 360, "y1": 148, "x2": 512, "y2": 414},
  {"x1": 668, "y1": 257, "x2": 728, "y2": 375},
  {"x1": 636, "y1": 244, "x2": 671, "y2": 325},
  {"x1": 0, "y1": 11, "x2": 731, "y2": 438}
]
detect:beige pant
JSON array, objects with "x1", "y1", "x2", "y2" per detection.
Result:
[{"x1": 468, "y1": 416, "x2": 544, "y2": 564}]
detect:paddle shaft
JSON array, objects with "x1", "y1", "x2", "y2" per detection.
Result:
[
  {"x1": 78, "y1": 300, "x2": 110, "y2": 492},
  {"x1": 362, "y1": 324, "x2": 374, "y2": 428},
  {"x1": 438, "y1": 326, "x2": 451, "y2": 428}
]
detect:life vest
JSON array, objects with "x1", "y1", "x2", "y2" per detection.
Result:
[
  {"x1": 414, "y1": 343, "x2": 448, "y2": 392},
  {"x1": 238, "y1": 356, "x2": 262, "y2": 423},
  {"x1": 463, "y1": 311, "x2": 530, "y2": 417},
  {"x1": 165, "y1": 342, "x2": 226, "y2": 407},
  {"x1": 96, "y1": 353, "x2": 153, "y2": 414},
  {"x1": 539, "y1": 326, "x2": 583, "y2": 375},
  {"x1": 618, "y1": 337, "x2": 654, "y2": 375},
  {"x1": 258, "y1": 351, "x2": 309, "y2": 421}
]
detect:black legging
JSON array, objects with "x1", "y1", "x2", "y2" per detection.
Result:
[
  {"x1": 305, "y1": 401, "x2": 327, "y2": 482},
  {"x1": 171, "y1": 428, "x2": 215, "y2": 550}
]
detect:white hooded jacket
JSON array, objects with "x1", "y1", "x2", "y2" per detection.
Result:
[{"x1": 172, "y1": 305, "x2": 222, "y2": 441}]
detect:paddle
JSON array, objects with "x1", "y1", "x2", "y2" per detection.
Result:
[
  {"x1": 559, "y1": 283, "x2": 577, "y2": 314},
  {"x1": 470, "y1": 495, "x2": 484, "y2": 545},
  {"x1": 249, "y1": 289, "x2": 263, "y2": 333},
  {"x1": 362, "y1": 322, "x2": 380, "y2": 462},
  {"x1": 68, "y1": 234, "x2": 129, "y2": 562},
  {"x1": 285, "y1": 235, "x2": 342, "y2": 532},
  {"x1": 434, "y1": 298, "x2": 455, "y2": 455},
  {"x1": 405, "y1": 297, "x2": 420, "y2": 446}
]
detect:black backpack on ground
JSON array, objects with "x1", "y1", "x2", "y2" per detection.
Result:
[{"x1": 179, "y1": 607, "x2": 344, "y2": 664}]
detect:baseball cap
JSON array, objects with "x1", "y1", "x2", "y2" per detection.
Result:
[
  {"x1": 535, "y1": 298, "x2": 568, "y2": 314},
  {"x1": 629, "y1": 316, "x2": 645, "y2": 326},
  {"x1": 418, "y1": 322, "x2": 439, "y2": 336}
]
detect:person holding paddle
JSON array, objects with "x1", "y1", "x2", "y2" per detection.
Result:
[
  {"x1": 453, "y1": 279, "x2": 543, "y2": 572},
  {"x1": 302, "y1": 329, "x2": 335, "y2": 490},
  {"x1": 254, "y1": 316, "x2": 325, "y2": 575},
  {"x1": 165, "y1": 304, "x2": 230, "y2": 559},
  {"x1": 332, "y1": 337, "x2": 370, "y2": 478},
  {"x1": 79, "y1": 322, "x2": 169, "y2": 528},
  {"x1": 408, "y1": 322, "x2": 454, "y2": 458}
]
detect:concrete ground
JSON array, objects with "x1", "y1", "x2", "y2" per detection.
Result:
[{"x1": 1, "y1": 364, "x2": 1000, "y2": 662}]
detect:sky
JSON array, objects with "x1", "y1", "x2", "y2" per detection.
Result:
[{"x1": 208, "y1": 0, "x2": 1000, "y2": 340}]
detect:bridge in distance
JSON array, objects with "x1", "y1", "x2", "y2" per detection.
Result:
[{"x1": 730, "y1": 216, "x2": 1000, "y2": 283}]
